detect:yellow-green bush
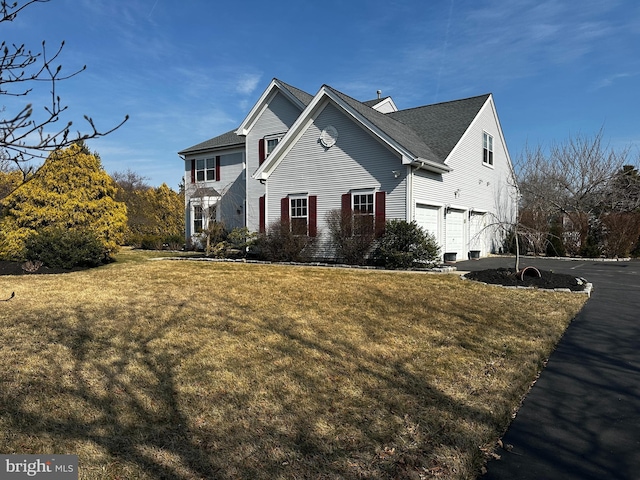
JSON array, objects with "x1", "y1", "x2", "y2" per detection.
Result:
[{"x1": 0, "y1": 143, "x2": 127, "y2": 260}]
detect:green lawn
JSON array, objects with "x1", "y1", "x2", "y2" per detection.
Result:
[{"x1": 0, "y1": 250, "x2": 586, "y2": 479}]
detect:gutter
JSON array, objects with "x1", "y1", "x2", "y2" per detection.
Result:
[{"x1": 410, "y1": 157, "x2": 451, "y2": 174}]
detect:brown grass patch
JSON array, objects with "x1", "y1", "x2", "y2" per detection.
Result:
[{"x1": 0, "y1": 251, "x2": 586, "y2": 479}]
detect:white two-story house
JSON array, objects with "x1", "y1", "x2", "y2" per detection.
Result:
[{"x1": 178, "y1": 78, "x2": 518, "y2": 261}]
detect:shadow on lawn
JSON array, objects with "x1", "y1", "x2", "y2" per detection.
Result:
[
  {"x1": 0, "y1": 307, "x2": 220, "y2": 479},
  {"x1": 0, "y1": 285, "x2": 526, "y2": 479}
]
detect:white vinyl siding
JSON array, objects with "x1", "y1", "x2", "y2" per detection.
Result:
[
  {"x1": 246, "y1": 91, "x2": 304, "y2": 232},
  {"x1": 184, "y1": 150, "x2": 246, "y2": 238},
  {"x1": 217, "y1": 152, "x2": 246, "y2": 231},
  {"x1": 266, "y1": 101, "x2": 407, "y2": 255},
  {"x1": 411, "y1": 99, "x2": 517, "y2": 256}
]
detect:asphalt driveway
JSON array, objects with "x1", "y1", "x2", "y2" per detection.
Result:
[{"x1": 455, "y1": 257, "x2": 640, "y2": 480}]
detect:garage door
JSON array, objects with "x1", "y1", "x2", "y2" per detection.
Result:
[
  {"x1": 445, "y1": 209, "x2": 464, "y2": 256},
  {"x1": 415, "y1": 204, "x2": 439, "y2": 238},
  {"x1": 468, "y1": 212, "x2": 486, "y2": 255}
]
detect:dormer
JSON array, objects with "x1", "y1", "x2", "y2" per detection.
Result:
[{"x1": 362, "y1": 91, "x2": 398, "y2": 113}]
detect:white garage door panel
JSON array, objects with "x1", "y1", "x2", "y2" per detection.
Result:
[
  {"x1": 415, "y1": 204, "x2": 439, "y2": 237},
  {"x1": 445, "y1": 209, "x2": 464, "y2": 255},
  {"x1": 469, "y1": 213, "x2": 486, "y2": 254}
]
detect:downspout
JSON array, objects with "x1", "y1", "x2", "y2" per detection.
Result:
[
  {"x1": 406, "y1": 164, "x2": 413, "y2": 222},
  {"x1": 243, "y1": 150, "x2": 248, "y2": 230},
  {"x1": 263, "y1": 179, "x2": 268, "y2": 233}
]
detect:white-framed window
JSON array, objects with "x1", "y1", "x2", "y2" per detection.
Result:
[
  {"x1": 196, "y1": 157, "x2": 216, "y2": 181},
  {"x1": 265, "y1": 134, "x2": 283, "y2": 157},
  {"x1": 193, "y1": 205, "x2": 204, "y2": 232},
  {"x1": 342, "y1": 189, "x2": 385, "y2": 238},
  {"x1": 266, "y1": 138, "x2": 279, "y2": 156},
  {"x1": 352, "y1": 190, "x2": 375, "y2": 235},
  {"x1": 290, "y1": 195, "x2": 308, "y2": 236},
  {"x1": 192, "y1": 202, "x2": 217, "y2": 234},
  {"x1": 353, "y1": 191, "x2": 374, "y2": 214},
  {"x1": 483, "y1": 132, "x2": 494, "y2": 166}
]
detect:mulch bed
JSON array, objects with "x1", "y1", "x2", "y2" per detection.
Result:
[
  {"x1": 464, "y1": 267, "x2": 586, "y2": 291},
  {"x1": 0, "y1": 260, "x2": 88, "y2": 276}
]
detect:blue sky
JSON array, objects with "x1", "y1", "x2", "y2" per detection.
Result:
[{"x1": 5, "y1": 0, "x2": 639, "y2": 189}]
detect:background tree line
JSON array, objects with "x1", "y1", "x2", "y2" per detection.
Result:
[
  {"x1": 0, "y1": 142, "x2": 184, "y2": 269},
  {"x1": 111, "y1": 169, "x2": 184, "y2": 250},
  {"x1": 515, "y1": 129, "x2": 640, "y2": 258}
]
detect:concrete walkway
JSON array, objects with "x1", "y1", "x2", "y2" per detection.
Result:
[{"x1": 454, "y1": 257, "x2": 640, "y2": 480}]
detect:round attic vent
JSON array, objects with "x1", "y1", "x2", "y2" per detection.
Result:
[{"x1": 320, "y1": 125, "x2": 338, "y2": 148}]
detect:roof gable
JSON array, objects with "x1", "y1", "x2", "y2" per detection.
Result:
[
  {"x1": 388, "y1": 94, "x2": 491, "y2": 162},
  {"x1": 253, "y1": 85, "x2": 459, "y2": 180},
  {"x1": 179, "y1": 79, "x2": 494, "y2": 179},
  {"x1": 362, "y1": 96, "x2": 398, "y2": 113},
  {"x1": 326, "y1": 86, "x2": 444, "y2": 166},
  {"x1": 276, "y1": 79, "x2": 314, "y2": 107},
  {"x1": 235, "y1": 78, "x2": 312, "y2": 136},
  {"x1": 179, "y1": 79, "x2": 314, "y2": 157}
]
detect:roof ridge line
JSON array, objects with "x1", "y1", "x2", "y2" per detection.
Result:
[{"x1": 395, "y1": 93, "x2": 491, "y2": 114}]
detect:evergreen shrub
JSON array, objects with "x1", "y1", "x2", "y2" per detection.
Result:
[
  {"x1": 24, "y1": 228, "x2": 109, "y2": 269},
  {"x1": 373, "y1": 220, "x2": 441, "y2": 269}
]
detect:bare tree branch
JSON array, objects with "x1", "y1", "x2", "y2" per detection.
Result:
[
  {"x1": 516, "y1": 129, "x2": 640, "y2": 257},
  {"x1": 1, "y1": 0, "x2": 48, "y2": 22},
  {"x1": 0, "y1": 0, "x2": 128, "y2": 182}
]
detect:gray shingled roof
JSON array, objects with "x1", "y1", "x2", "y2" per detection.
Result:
[
  {"x1": 179, "y1": 80, "x2": 490, "y2": 166},
  {"x1": 192, "y1": 187, "x2": 221, "y2": 197},
  {"x1": 362, "y1": 96, "x2": 391, "y2": 108},
  {"x1": 276, "y1": 79, "x2": 314, "y2": 107},
  {"x1": 178, "y1": 129, "x2": 244, "y2": 156},
  {"x1": 388, "y1": 94, "x2": 491, "y2": 161},
  {"x1": 326, "y1": 86, "x2": 443, "y2": 164},
  {"x1": 178, "y1": 81, "x2": 313, "y2": 157}
]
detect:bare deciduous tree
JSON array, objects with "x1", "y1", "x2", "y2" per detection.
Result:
[
  {"x1": 604, "y1": 164, "x2": 640, "y2": 213},
  {"x1": 517, "y1": 129, "x2": 640, "y2": 256},
  {"x1": 518, "y1": 130, "x2": 628, "y2": 217},
  {"x1": 1, "y1": 0, "x2": 128, "y2": 185}
]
